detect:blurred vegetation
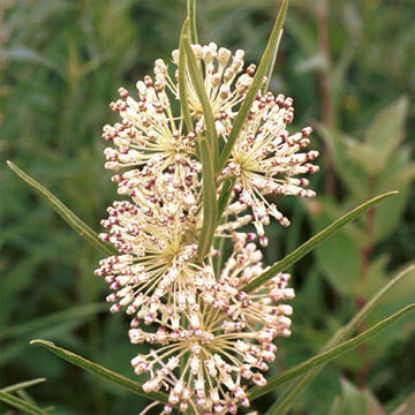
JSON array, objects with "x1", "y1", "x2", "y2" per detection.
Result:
[{"x1": 1, "y1": 0, "x2": 414, "y2": 414}]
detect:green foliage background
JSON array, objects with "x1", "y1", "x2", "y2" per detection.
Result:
[{"x1": 1, "y1": 0, "x2": 414, "y2": 414}]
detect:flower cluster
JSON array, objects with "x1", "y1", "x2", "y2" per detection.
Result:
[{"x1": 97, "y1": 42, "x2": 318, "y2": 414}]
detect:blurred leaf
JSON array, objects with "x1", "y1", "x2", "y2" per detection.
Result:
[
  {"x1": 0, "y1": 390, "x2": 47, "y2": 415},
  {"x1": 250, "y1": 303, "x2": 415, "y2": 401},
  {"x1": 244, "y1": 191, "x2": 397, "y2": 292},
  {"x1": 1, "y1": 379, "x2": 46, "y2": 394},
  {"x1": 331, "y1": 49, "x2": 354, "y2": 121},
  {"x1": 30, "y1": 340, "x2": 168, "y2": 403},
  {"x1": 364, "y1": 97, "x2": 409, "y2": 173},
  {"x1": 328, "y1": 378, "x2": 385, "y2": 415},
  {"x1": 329, "y1": 379, "x2": 367, "y2": 415},
  {"x1": 296, "y1": 53, "x2": 326, "y2": 73},
  {"x1": 286, "y1": 11, "x2": 316, "y2": 54},
  {"x1": 372, "y1": 149, "x2": 415, "y2": 242},
  {"x1": 317, "y1": 124, "x2": 369, "y2": 199},
  {"x1": 7, "y1": 161, "x2": 115, "y2": 256},
  {"x1": 0, "y1": 255, "x2": 41, "y2": 327},
  {"x1": 311, "y1": 198, "x2": 362, "y2": 295},
  {"x1": 356, "y1": 254, "x2": 389, "y2": 301},
  {"x1": 1, "y1": 303, "x2": 107, "y2": 340},
  {"x1": 5, "y1": 47, "x2": 61, "y2": 74}
]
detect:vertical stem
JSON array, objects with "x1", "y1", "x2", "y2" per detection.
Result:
[{"x1": 316, "y1": 0, "x2": 336, "y2": 197}]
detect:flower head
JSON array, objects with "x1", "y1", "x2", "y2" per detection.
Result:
[
  {"x1": 128, "y1": 235, "x2": 294, "y2": 414},
  {"x1": 95, "y1": 169, "x2": 205, "y2": 322},
  {"x1": 223, "y1": 93, "x2": 319, "y2": 242}
]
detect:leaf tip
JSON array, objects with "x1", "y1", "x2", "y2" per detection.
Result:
[
  {"x1": 30, "y1": 339, "x2": 54, "y2": 347},
  {"x1": 384, "y1": 190, "x2": 399, "y2": 197}
]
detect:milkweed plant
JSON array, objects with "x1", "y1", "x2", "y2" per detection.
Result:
[{"x1": 3, "y1": 1, "x2": 414, "y2": 415}]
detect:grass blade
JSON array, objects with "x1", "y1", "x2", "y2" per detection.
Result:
[
  {"x1": 264, "y1": 265, "x2": 415, "y2": 414},
  {"x1": 187, "y1": 0, "x2": 198, "y2": 44},
  {"x1": 251, "y1": 303, "x2": 415, "y2": 402},
  {"x1": 1, "y1": 303, "x2": 107, "y2": 340},
  {"x1": 7, "y1": 161, "x2": 115, "y2": 256},
  {"x1": 0, "y1": 390, "x2": 47, "y2": 415},
  {"x1": 183, "y1": 36, "x2": 219, "y2": 169},
  {"x1": 1, "y1": 379, "x2": 46, "y2": 394},
  {"x1": 244, "y1": 191, "x2": 398, "y2": 292},
  {"x1": 197, "y1": 139, "x2": 218, "y2": 260},
  {"x1": 30, "y1": 340, "x2": 168, "y2": 403},
  {"x1": 219, "y1": 0, "x2": 289, "y2": 169}
]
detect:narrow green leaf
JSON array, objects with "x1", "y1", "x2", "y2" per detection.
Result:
[
  {"x1": 187, "y1": 0, "x2": 198, "y2": 44},
  {"x1": 219, "y1": 0, "x2": 289, "y2": 169},
  {"x1": 1, "y1": 303, "x2": 107, "y2": 340},
  {"x1": 7, "y1": 161, "x2": 115, "y2": 256},
  {"x1": 30, "y1": 340, "x2": 168, "y2": 403},
  {"x1": 217, "y1": 178, "x2": 235, "y2": 221},
  {"x1": 262, "y1": 28, "x2": 284, "y2": 93},
  {"x1": 1, "y1": 379, "x2": 46, "y2": 394},
  {"x1": 264, "y1": 265, "x2": 415, "y2": 415},
  {"x1": 197, "y1": 139, "x2": 218, "y2": 260},
  {"x1": 250, "y1": 303, "x2": 415, "y2": 401},
  {"x1": 183, "y1": 36, "x2": 219, "y2": 169},
  {"x1": 0, "y1": 390, "x2": 47, "y2": 415},
  {"x1": 179, "y1": 19, "x2": 193, "y2": 132},
  {"x1": 244, "y1": 191, "x2": 398, "y2": 292}
]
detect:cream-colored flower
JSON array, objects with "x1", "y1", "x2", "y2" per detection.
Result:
[
  {"x1": 223, "y1": 93, "x2": 318, "y2": 244},
  {"x1": 95, "y1": 170, "x2": 206, "y2": 321},
  {"x1": 128, "y1": 234, "x2": 294, "y2": 415}
]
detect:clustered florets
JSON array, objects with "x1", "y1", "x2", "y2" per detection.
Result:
[{"x1": 96, "y1": 42, "x2": 318, "y2": 414}]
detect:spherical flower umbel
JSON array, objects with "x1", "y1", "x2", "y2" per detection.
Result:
[
  {"x1": 128, "y1": 235, "x2": 294, "y2": 414},
  {"x1": 223, "y1": 93, "x2": 319, "y2": 243},
  {"x1": 95, "y1": 170, "x2": 205, "y2": 321}
]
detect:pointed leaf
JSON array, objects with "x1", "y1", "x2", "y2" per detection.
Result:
[
  {"x1": 219, "y1": 0, "x2": 289, "y2": 169},
  {"x1": 217, "y1": 178, "x2": 235, "y2": 221},
  {"x1": 0, "y1": 390, "x2": 47, "y2": 415},
  {"x1": 7, "y1": 161, "x2": 115, "y2": 256},
  {"x1": 262, "y1": 28, "x2": 284, "y2": 93},
  {"x1": 187, "y1": 0, "x2": 198, "y2": 44},
  {"x1": 1, "y1": 379, "x2": 46, "y2": 394},
  {"x1": 250, "y1": 303, "x2": 415, "y2": 401},
  {"x1": 179, "y1": 19, "x2": 193, "y2": 132},
  {"x1": 183, "y1": 36, "x2": 219, "y2": 167},
  {"x1": 30, "y1": 340, "x2": 168, "y2": 403},
  {"x1": 243, "y1": 191, "x2": 398, "y2": 292},
  {"x1": 197, "y1": 139, "x2": 218, "y2": 260}
]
